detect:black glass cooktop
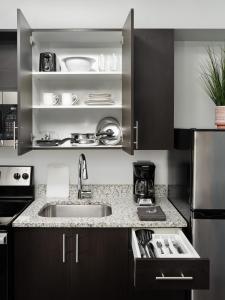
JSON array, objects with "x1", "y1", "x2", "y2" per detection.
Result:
[{"x1": 0, "y1": 200, "x2": 30, "y2": 227}]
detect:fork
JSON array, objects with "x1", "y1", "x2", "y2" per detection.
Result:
[
  {"x1": 164, "y1": 239, "x2": 173, "y2": 254},
  {"x1": 156, "y1": 241, "x2": 164, "y2": 254}
]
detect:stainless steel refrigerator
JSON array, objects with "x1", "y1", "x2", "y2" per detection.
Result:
[{"x1": 168, "y1": 129, "x2": 225, "y2": 300}]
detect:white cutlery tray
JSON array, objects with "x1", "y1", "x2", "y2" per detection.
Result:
[{"x1": 132, "y1": 228, "x2": 199, "y2": 259}]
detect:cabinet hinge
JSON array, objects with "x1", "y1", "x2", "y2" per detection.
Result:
[
  {"x1": 121, "y1": 35, "x2": 124, "y2": 45},
  {"x1": 29, "y1": 36, "x2": 34, "y2": 46}
]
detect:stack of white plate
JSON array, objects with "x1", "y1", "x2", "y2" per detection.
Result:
[{"x1": 85, "y1": 93, "x2": 115, "y2": 106}]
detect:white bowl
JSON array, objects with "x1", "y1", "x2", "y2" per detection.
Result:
[{"x1": 63, "y1": 56, "x2": 96, "y2": 72}]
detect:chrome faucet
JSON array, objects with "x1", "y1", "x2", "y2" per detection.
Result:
[{"x1": 78, "y1": 153, "x2": 92, "y2": 199}]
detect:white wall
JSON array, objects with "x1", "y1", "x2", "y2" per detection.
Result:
[
  {"x1": 174, "y1": 41, "x2": 221, "y2": 129},
  {"x1": 1, "y1": 0, "x2": 225, "y2": 29},
  {"x1": 0, "y1": 148, "x2": 168, "y2": 184},
  {"x1": 0, "y1": 0, "x2": 223, "y2": 184}
]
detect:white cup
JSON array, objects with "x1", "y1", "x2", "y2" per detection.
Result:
[
  {"x1": 110, "y1": 53, "x2": 118, "y2": 71},
  {"x1": 61, "y1": 93, "x2": 79, "y2": 106},
  {"x1": 98, "y1": 54, "x2": 105, "y2": 72},
  {"x1": 43, "y1": 93, "x2": 59, "y2": 106}
]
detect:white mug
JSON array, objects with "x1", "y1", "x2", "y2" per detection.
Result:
[
  {"x1": 43, "y1": 93, "x2": 59, "y2": 106},
  {"x1": 61, "y1": 93, "x2": 79, "y2": 106}
]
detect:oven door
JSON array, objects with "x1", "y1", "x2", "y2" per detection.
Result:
[{"x1": 0, "y1": 233, "x2": 8, "y2": 300}]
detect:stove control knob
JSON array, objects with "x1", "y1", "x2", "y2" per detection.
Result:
[
  {"x1": 14, "y1": 173, "x2": 21, "y2": 180},
  {"x1": 22, "y1": 173, "x2": 29, "y2": 180}
]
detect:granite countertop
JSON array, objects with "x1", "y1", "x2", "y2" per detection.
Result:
[{"x1": 13, "y1": 185, "x2": 187, "y2": 228}]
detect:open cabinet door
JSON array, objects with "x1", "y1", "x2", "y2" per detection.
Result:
[
  {"x1": 17, "y1": 9, "x2": 32, "y2": 155},
  {"x1": 122, "y1": 9, "x2": 134, "y2": 155}
]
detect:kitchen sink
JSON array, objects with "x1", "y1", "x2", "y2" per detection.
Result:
[{"x1": 38, "y1": 204, "x2": 112, "y2": 218}]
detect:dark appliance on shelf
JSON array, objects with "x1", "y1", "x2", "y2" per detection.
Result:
[
  {"x1": 133, "y1": 161, "x2": 155, "y2": 205},
  {"x1": 168, "y1": 129, "x2": 225, "y2": 300},
  {"x1": 0, "y1": 93, "x2": 17, "y2": 147},
  {"x1": 0, "y1": 166, "x2": 34, "y2": 300},
  {"x1": 39, "y1": 52, "x2": 56, "y2": 72}
]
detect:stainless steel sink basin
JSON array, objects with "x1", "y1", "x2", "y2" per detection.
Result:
[{"x1": 38, "y1": 204, "x2": 112, "y2": 218}]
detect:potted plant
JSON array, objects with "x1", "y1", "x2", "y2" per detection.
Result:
[{"x1": 201, "y1": 47, "x2": 225, "y2": 128}]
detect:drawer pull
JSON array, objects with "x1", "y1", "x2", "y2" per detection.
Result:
[
  {"x1": 13, "y1": 121, "x2": 18, "y2": 150},
  {"x1": 62, "y1": 234, "x2": 66, "y2": 263},
  {"x1": 75, "y1": 234, "x2": 79, "y2": 263},
  {"x1": 156, "y1": 273, "x2": 193, "y2": 281},
  {"x1": 133, "y1": 121, "x2": 139, "y2": 150}
]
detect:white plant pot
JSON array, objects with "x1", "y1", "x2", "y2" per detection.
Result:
[{"x1": 215, "y1": 106, "x2": 225, "y2": 128}]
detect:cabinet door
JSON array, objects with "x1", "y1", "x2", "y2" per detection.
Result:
[
  {"x1": 0, "y1": 31, "x2": 17, "y2": 90},
  {"x1": 14, "y1": 229, "x2": 70, "y2": 300},
  {"x1": 17, "y1": 9, "x2": 32, "y2": 155},
  {"x1": 70, "y1": 229, "x2": 129, "y2": 300},
  {"x1": 122, "y1": 9, "x2": 134, "y2": 155},
  {"x1": 134, "y1": 29, "x2": 174, "y2": 150}
]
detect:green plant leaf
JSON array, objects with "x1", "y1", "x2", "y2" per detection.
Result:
[{"x1": 201, "y1": 47, "x2": 225, "y2": 106}]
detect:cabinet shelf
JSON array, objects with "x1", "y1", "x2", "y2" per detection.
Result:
[
  {"x1": 32, "y1": 104, "x2": 122, "y2": 109},
  {"x1": 32, "y1": 71, "x2": 122, "y2": 80},
  {"x1": 32, "y1": 144, "x2": 122, "y2": 150}
]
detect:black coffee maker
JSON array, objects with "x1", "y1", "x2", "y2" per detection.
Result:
[
  {"x1": 133, "y1": 161, "x2": 156, "y2": 205},
  {"x1": 39, "y1": 52, "x2": 57, "y2": 72}
]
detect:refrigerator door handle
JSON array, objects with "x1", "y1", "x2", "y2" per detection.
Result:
[{"x1": 193, "y1": 209, "x2": 225, "y2": 219}]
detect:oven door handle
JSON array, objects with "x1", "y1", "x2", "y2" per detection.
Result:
[
  {"x1": 0, "y1": 109, "x2": 3, "y2": 143},
  {"x1": 13, "y1": 121, "x2": 18, "y2": 150}
]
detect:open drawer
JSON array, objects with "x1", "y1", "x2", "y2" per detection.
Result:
[{"x1": 131, "y1": 228, "x2": 209, "y2": 290}]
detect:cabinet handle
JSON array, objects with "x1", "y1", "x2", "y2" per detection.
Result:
[
  {"x1": 156, "y1": 273, "x2": 193, "y2": 280},
  {"x1": 134, "y1": 121, "x2": 139, "y2": 150},
  {"x1": 13, "y1": 121, "x2": 18, "y2": 150},
  {"x1": 75, "y1": 234, "x2": 79, "y2": 263},
  {"x1": 62, "y1": 234, "x2": 66, "y2": 263}
]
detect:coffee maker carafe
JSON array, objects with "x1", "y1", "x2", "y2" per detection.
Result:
[{"x1": 133, "y1": 161, "x2": 155, "y2": 205}]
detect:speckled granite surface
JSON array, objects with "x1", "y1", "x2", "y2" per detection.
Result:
[{"x1": 13, "y1": 185, "x2": 187, "y2": 228}]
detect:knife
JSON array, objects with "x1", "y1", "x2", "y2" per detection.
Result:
[{"x1": 147, "y1": 242, "x2": 156, "y2": 258}]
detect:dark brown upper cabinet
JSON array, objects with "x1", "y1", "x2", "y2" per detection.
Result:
[
  {"x1": 17, "y1": 9, "x2": 175, "y2": 155},
  {"x1": 0, "y1": 31, "x2": 17, "y2": 90},
  {"x1": 17, "y1": 9, "x2": 32, "y2": 155},
  {"x1": 17, "y1": 9, "x2": 134, "y2": 156},
  {"x1": 134, "y1": 29, "x2": 174, "y2": 150},
  {"x1": 122, "y1": 9, "x2": 134, "y2": 155}
]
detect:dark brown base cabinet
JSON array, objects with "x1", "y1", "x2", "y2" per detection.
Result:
[
  {"x1": 14, "y1": 228, "x2": 205, "y2": 300},
  {"x1": 14, "y1": 228, "x2": 129, "y2": 300}
]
